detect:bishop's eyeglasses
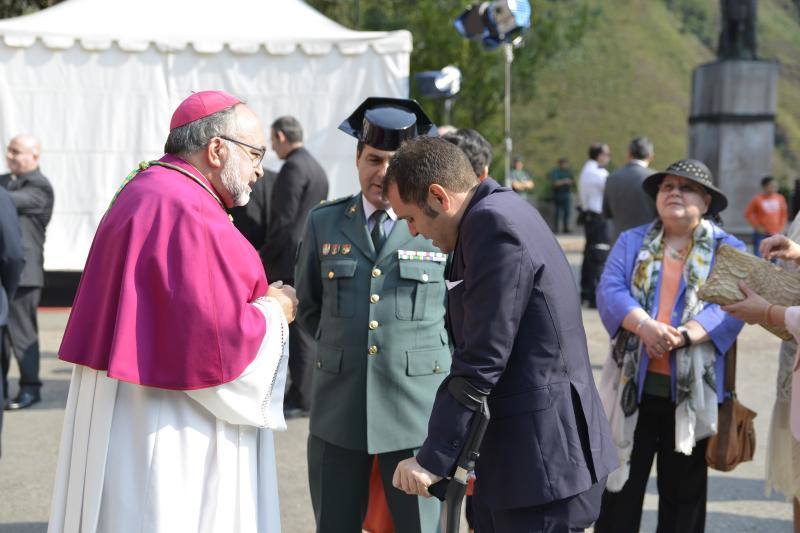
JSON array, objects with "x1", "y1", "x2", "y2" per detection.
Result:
[{"x1": 219, "y1": 135, "x2": 266, "y2": 167}]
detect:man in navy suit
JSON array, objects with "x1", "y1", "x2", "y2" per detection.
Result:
[
  {"x1": 384, "y1": 137, "x2": 618, "y2": 531},
  {"x1": 0, "y1": 187, "x2": 25, "y2": 455}
]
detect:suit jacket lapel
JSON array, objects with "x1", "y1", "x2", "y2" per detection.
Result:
[
  {"x1": 452, "y1": 243, "x2": 465, "y2": 281},
  {"x1": 340, "y1": 194, "x2": 376, "y2": 261}
]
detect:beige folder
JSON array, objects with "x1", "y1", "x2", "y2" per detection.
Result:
[{"x1": 698, "y1": 244, "x2": 800, "y2": 340}]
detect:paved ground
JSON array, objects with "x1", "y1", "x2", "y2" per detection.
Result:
[{"x1": 0, "y1": 244, "x2": 793, "y2": 532}]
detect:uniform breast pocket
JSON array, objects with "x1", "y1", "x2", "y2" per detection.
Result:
[
  {"x1": 396, "y1": 260, "x2": 445, "y2": 321},
  {"x1": 320, "y1": 259, "x2": 358, "y2": 318}
]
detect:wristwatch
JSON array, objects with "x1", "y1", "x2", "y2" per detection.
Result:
[{"x1": 677, "y1": 326, "x2": 692, "y2": 348}]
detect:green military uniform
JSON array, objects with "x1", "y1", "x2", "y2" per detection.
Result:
[{"x1": 295, "y1": 192, "x2": 449, "y2": 532}]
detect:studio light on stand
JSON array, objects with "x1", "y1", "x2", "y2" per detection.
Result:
[
  {"x1": 454, "y1": 0, "x2": 531, "y2": 185},
  {"x1": 415, "y1": 65, "x2": 462, "y2": 125}
]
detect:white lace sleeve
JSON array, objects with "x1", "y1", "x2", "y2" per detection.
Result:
[{"x1": 186, "y1": 297, "x2": 289, "y2": 430}]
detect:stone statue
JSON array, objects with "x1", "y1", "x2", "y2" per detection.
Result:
[{"x1": 718, "y1": 0, "x2": 757, "y2": 60}]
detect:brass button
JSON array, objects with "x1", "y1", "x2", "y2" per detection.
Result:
[
  {"x1": 316, "y1": 360, "x2": 322, "y2": 369},
  {"x1": 421, "y1": 273, "x2": 429, "y2": 282},
  {"x1": 372, "y1": 268, "x2": 382, "y2": 278},
  {"x1": 434, "y1": 363, "x2": 441, "y2": 373},
  {"x1": 368, "y1": 345, "x2": 378, "y2": 355},
  {"x1": 327, "y1": 271, "x2": 334, "y2": 279},
  {"x1": 369, "y1": 320, "x2": 379, "y2": 330},
  {"x1": 370, "y1": 294, "x2": 380, "y2": 304}
]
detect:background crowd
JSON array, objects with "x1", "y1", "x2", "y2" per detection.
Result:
[
  {"x1": 227, "y1": 121, "x2": 800, "y2": 532},
  {"x1": 2, "y1": 114, "x2": 799, "y2": 533},
  {"x1": 1, "y1": 0, "x2": 800, "y2": 532}
]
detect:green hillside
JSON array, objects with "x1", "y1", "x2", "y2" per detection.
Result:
[{"x1": 514, "y1": 0, "x2": 800, "y2": 190}]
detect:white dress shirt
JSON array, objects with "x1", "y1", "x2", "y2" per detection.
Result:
[
  {"x1": 362, "y1": 195, "x2": 397, "y2": 235},
  {"x1": 578, "y1": 159, "x2": 609, "y2": 214}
]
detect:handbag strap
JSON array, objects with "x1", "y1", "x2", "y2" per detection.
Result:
[{"x1": 723, "y1": 340, "x2": 737, "y2": 395}]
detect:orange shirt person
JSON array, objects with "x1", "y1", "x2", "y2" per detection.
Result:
[{"x1": 744, "y1": 176, "x2": 787, "y2": 257}]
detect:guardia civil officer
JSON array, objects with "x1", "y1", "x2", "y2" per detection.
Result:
[{"x1": 295, "y1": 98, "x2": 450, "y2": 533}]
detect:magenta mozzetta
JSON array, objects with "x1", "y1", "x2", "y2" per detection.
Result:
[{"x1": 58, "y1": 154, "x2": 269, "y2": 389}]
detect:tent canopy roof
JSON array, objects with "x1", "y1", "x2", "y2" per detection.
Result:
[{"x1": 0, "y1": 0, "x2": 411, "y2": 55}]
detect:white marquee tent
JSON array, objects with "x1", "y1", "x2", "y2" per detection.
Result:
[{"x1": 0, "y1": 0, "x2": 412, "y2": 271}]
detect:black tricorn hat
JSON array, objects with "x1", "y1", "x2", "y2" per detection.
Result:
[
  {"x1": 338, "y1": 97, "x2": 437, "y2": 151},
  {"x1": 642, "y1": 158, "x2": 728, "y2": 215}
]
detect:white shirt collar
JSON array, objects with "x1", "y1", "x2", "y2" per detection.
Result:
[
  {"x1": 361, "y1": 195, "x2": 397, "y2": 222},
  {"x1": 584, "y1": 159, "x2": 603, "y2": 172},
  {"x1": 630, "y1": 159, "x2": 649, "y2": 168}
]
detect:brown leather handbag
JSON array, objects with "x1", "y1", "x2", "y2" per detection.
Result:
[{"x1": 706, "y1": 341, "x2": 757, "y2": 471}]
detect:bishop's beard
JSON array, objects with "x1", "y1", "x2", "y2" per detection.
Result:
[{"x1": 220, "y1": 147, "x2": 251, "y2": 207}]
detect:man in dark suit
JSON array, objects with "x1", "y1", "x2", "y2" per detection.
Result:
[
  {"x1": 603, "y1": 136, "x2": 657, "y2": 243},
  {"x1": 2, "y1": 134, "x2": 54, "y2": 410},
  {"x1": 266, "y1": 117, "x2": 328, "y2": 417},
  {"x1": 385, "y1": 137, "x2": 618, "y2": 531},
  {"x1": 230, "y1": 167, "x2": 277, "y2": 248},
  {"x1": 0, "y1": 188, "x2": 25, "y2": 454}
]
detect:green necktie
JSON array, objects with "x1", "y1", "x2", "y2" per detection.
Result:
[{"x1": 370, "y1": 210, "x2": 389, "y2": 251}]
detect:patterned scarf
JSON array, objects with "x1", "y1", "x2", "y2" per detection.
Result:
[{"x1": 599, "y1": 219, "x2": 719, "y2": 492}]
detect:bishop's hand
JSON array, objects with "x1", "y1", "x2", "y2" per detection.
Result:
[{"x1": 267, "y1": 281, "x2": 298, "y2": 324}]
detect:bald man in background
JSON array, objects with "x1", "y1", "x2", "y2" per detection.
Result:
[{"x1": 2, "y1": 134, "x2": 54, "y2": 410}]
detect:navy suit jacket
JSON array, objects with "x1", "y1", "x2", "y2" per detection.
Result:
[
  {"x1": 0, "y1": 187, "x2": 25, "y2": 458},
  {"x1": 261, "y1": 147, "x2": 328, "y2": 283},
  {"x1": 0, "y1": 188, "x2": 24, "y2": 323},
  {"x1": 231, "y1": 169, "x2": 277, "y2": 249},
  {"x1": 416, "y1": 179, "x2": 618, "y2": 510}
]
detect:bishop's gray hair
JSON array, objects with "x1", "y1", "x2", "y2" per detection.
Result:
[{"x1": 164, "y1": 105, "x2": 239, "y2": 156}]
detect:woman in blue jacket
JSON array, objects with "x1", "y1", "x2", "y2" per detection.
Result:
[{"x1": 593, "y1": 159, "x2": 744, "y2": 533}]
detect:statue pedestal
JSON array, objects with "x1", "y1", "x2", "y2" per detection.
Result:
[{"x1": 688, "y1": 59, "x2": 779, "y2": 234}]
